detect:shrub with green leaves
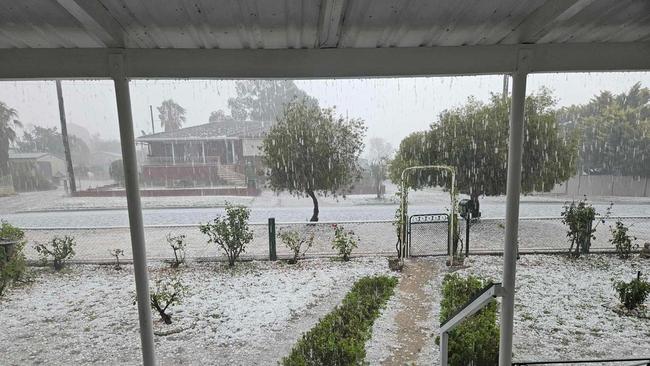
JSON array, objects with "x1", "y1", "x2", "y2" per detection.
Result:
[
  {"x1": 279, "y1": 229, "x2": 314, "y2": 264},
  {"x1": 34, "y1": 235, "x2": 76, "y2": 271},
  {"x1": 109, "y1": 248, "x2": 124, "y2": 270},
  {"x1": 614, "y1": 272, "x2": 650, "y2": 311},
  {"x1": 331, "y1": 224, "x2": 358, "y2": 261},
  {"x1": 282, "y1": 275, "x2": 398, "y2": 365},
  {"x1": 166, "y1": 233, "x2": 187, "y2": 268},
  {"x1": 561, "y1": 196, "x2": 611, "y2": 257},
  {"x1": 437, "y1": 273, "x2": 499, "y2": 366},
  {"x1": 0, "y1": 221, "x2": 27, "y2": 296},
  {"x1": 199, "y1": 203, "x2": 253, "y2": 266},
  {"x1": 148, "y1": 276, "x2": 188, "y2": 324},
  {"x1": 609, "y1": 220, "x2": 638, "y2": 259}
]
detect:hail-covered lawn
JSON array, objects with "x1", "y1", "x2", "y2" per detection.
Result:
[
  {"x1": 0, "y1": 258, "x2": 392, "y2": 365},
  {"x1": 367, "y1": 254, "x2": 650, "y2": 364}
]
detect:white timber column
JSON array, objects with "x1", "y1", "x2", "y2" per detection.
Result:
[
  {"x1": 499, "y1": 50, "x2": 529, "y2": 366},
  {"x1": 109, "y1": 54, "x2": 156, "y2": 366}
]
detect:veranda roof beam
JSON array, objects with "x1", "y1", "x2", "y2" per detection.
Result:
[{"x1": 0, "y1": 42, "x2": 648, "y2": 80}]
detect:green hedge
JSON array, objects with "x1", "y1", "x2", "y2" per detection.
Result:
[
  {"x1": 438, "y1": 273, "x2": 499, "y2": 366},
  {"x1": 282, "y1": 275, "x2": 398, "y2": 366}
]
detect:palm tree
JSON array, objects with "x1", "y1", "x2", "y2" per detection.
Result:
[
  {"x1": 0, "y1": 101, "x2": 21, "y2": 176},
  {"x1": 157, "y1": 99, "x2": 186, "y2": 132}
]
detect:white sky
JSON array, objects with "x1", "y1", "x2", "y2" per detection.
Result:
[{"x1": 0, "y1": 72, "x2": 647, "y2": 149}]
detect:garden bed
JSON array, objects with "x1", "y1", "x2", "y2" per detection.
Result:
[
  {"x1": 367, "y1": 254, "x2": 650, "y2": 363},
  {"x1": 0, "y1": 258, "x2": 392, "y2": 365}
]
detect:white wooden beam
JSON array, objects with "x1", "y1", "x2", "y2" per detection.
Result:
[
  {"x1": 0, "y1": 42, "x2": 648, "y2": 80},
  {"x1": 55, "y1": 0, "x2": 125, "y2": 47},
  {"x1": 317, "y1": 0, "x2": 347, "y2": 48}
]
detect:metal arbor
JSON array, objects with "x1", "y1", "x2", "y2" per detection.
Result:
[{"x1": 399, "y1": 165, "x2": 456, "y2": 263}]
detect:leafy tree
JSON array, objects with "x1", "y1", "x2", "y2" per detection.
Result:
[
  {"x1": 209, "y1": 109, "x2": 230, "y2": 123},
  {"x1": 147, "y1": 276, "x2": 188, "y2": 324},
  {"x1": 557, "y1": 82, "x2": 649, "y2": 176},
  {"x1": 262, "y1": 101, "x2": 367, "y2": 221},
  {"x1": 109, "y1": 159, "x2": 124, "y2": 186},
  {"x1": 228, "y1": 80, "x2": 318, "y2": 122},
  {"x1": 157, "y1": 99, "x2": 186, "y2": 132},
  {"x1": 390, "y1": 89, "x2": 578, "y2": 209},
  {"x1": 366, "y1": 137, "x2": 393, "y2": 198},
  {"x1": 0, "y1": 102, "x2": 21, "y2": 176},
  {"x1": 34, "y1": 235, "x2": 76, "y2": 271},
  {"x1": 17, "y1": 126, "x2": 90, "y2": 165}
]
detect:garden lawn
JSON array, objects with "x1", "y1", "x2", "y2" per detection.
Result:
[
  {"x1": 366, "y1": 254, "x2": 650, "y2": 364},
  {"x1": 0, "y1": 258, "x2": 392, "y2": 365}
]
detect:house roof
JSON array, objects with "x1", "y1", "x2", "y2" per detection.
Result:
[
  {"x1": 137, "y1": 120, "x2": 270, "y2": 142},
  {"x1": 8, "y1": 152, "x2": 58, "y2": 160},
  {"x1": 0, "y1": 1, "x2": 648, "y2": 79}
]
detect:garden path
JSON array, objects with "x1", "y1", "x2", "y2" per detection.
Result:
[{"x1": 382, "y1": 259, "x2": 441, "y2": 365}]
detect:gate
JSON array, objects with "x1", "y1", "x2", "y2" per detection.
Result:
[{"x1": 408, "y1": 213, "x2": 449, "y2": 256}]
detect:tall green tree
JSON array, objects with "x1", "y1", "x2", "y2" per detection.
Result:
[
  {"x1": 262, "y1": 101, "x2": 366, "y2": 221},
  {"x1": 17, "y1": 126, "x2": 89, "y2": 165},
  {"x1": 157, "y1": 99, "x2": 186, "y2": 132},
  {"x1": 557, "y1": 82, "x2": 649, "y2": 176},
  {"x1": 390, "y1": 89, "x2": 578, "y2": 209},
  {"x1": 366, "y1": 137, "x2": 394, "y2": 198},
  {"x1": 228, "y1": 81, "x2": 318, "y2": 122},
  {"x1": 0, "y1": 102, "x2": 21, "y2": 176}
]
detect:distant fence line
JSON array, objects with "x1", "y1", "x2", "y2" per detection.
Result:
[
  {"x1": 19, "y1": 216, "x2": 650, "y2": 263},
  {"x1": 550, "y1": 174, "x2": 649, "y2": 197}
]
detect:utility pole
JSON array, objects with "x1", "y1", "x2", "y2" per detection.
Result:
[
  {"x1": 149, "y1": 105, "x2": 155, "y2": 134},
  {"x1": 56, "y1": 80, "x2": 76, "y2": 193}
]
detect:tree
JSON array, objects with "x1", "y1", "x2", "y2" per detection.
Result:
[
  {"x1": 109, "y1": 159, "x2": 124, "y2": 186},
  {"x1": 209, "y1": 109, "x2": 230, "y2": 123},
  {"x1": 262, "y1": 101, "x2": 366, "y2": 221},
  {"x1": 17, "y1": 126, "x2": 90, "y2": 166},
  {"x1": 228, "y1": 80, "x2": 318, "y2": 122},
  {"x1": 157, "y1": 99, "x2": 186, "y2": 132},
  {"x1": 366, "y1": 138, "x2": 393, "y2": 198},
  {"x1": 557, "y1": 82, "x2": 649, "y2": 177},
  {"x1": 0, "y1": 102, "x2": 21, "y2": 176},
  {"x1": 390, "y1": 89, "x2": 578, "y2": 209}
]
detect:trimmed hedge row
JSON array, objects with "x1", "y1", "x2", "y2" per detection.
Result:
[
  {"x1": 438, "y1": 273, "x2": 499, "y2": 366},
  {"x1": 282, "y1": 275, "x2": 398, "y2": 366}
]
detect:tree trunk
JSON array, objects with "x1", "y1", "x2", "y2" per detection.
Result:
[
  {"x1": 56, "y1": 80, "x2": 76, "y2": 193},
  {"x1": 307, "y1": 190, "x2": 319, "y2": 222},
  {"x1": 470, "y1": 191, "x2": 481, "y2": 218}
]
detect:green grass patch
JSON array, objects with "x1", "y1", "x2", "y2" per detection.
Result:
[{"x1": 282, "y1": 275, "x2": 398, "y2": 366}]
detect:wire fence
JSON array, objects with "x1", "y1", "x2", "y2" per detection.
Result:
[{"x1": 18, "y1": 216, "x2": 650, "y2": 263}]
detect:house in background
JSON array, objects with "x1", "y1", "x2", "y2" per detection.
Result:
[
  {"x1": 136, "y1": 120, "x2": 268, "y2": 188},
  {"x1": 8, "y1": 151, "x2": 66, "y2": 191}
]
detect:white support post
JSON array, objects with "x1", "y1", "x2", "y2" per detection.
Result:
[
  {"x1": 499, "y1": 51, "x2": 529, "y2": 366},
  {"x1": 201, "y1": 141, "x2": 206, "y2": 164},
  {"x1": 440, "y1": 332, "x2": 449, "y2": 366},
  {"x1": 109, "y1": 54, "x2": 156, "y2": 366}
]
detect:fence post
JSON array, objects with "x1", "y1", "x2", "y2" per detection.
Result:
[
  {"x1": 268, "y1": 217, "x2": 277, "y2": 261},
  {"x1": 465, "y1": 216, "x2": 470, "y2": 257}
]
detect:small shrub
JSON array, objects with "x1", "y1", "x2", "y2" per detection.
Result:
[
  {"x1": 279, "y1": 229, "x2": 314, "y2": 264},
  {"x1": 614, "y1": 272, "x2": 650, "y2": 311},
  {"x1": 34, "y1": 235, "x2": 76, "y2": 271},
  {"x1": 0, "y1": 221, "x2": 27, "y2": 296},
  {"x1": 436, "y1": 273, "x2": 499, "y2": 366},
  {"x1": 166, "y1": 233, "x2": 186, "y2": 268},
  {"x1": 109, "y1": 248, "x2": 124, "y2": 270},
  {"x1": 331, "y1": 224, "x2": 358, "y2": 261},
  {"x1": 199, "y1": 203, "x2": 253, "y2": 266},
  {"x1": 146, "y1": 276, "x2": 188, "y2": 324},
  {"x1": 561, "y1": 196, "x2": 611, "y2": 257},
  {"x1": 609, "y1": 220, "x2": 638, "y2": 259},
  {"x1": 282, "y1": 276, "x2": 398, "y2": 365}
]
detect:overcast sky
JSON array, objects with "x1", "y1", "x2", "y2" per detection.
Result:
[{"x1": 0, "y1": 72, "x2": 647, "y2": 149}]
